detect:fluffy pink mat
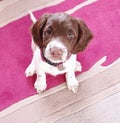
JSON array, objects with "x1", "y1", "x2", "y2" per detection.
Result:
[{"x1": 0, "y1": 0, "x2": 120, "y2": 111}]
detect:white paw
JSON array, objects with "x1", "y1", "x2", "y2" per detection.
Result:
[
  {"x1": 67, "y1": 79, "x2": 79, "y2": 93},
  {"x1": 25, "y1": 64, "x2": 35, "y2": 77},
  {"x1": 75, "y1": 61, "x2": 82, "y2": 72},
  {"x1": 34, "y1": 80, "x2": 47, "y2": 93}
]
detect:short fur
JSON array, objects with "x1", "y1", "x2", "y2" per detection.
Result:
[{"x1": 25, "y1": 12, "x2": 93, "y2": 93}]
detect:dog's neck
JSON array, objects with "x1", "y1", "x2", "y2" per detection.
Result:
[{"x1": 41, "y1": 49, "x2": 71, "y2": 71}]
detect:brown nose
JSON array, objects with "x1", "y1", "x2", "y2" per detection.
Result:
[{"x1": 50, "y1": 47, "x2": 63, "y2": 59}]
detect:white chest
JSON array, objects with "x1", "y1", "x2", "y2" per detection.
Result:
[{"x1": 34, "y1": 48, "x2": 77, "y2": 76}]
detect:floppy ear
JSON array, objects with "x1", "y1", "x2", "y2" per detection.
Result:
[
  {"x1": 31, "y1": 14, "x2": 51, "y2": 48},
  {"x1": 71, "y1": 19, "x2": 93, "y2": 54}
]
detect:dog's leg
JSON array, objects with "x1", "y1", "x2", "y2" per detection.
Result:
[
  {"x1": 65, "y1": 55, "x2": 79, "y2": 93},
  {"x1": 34, "y1": 70, "x2": 47, "y2": 93},
  {"x1": 25, "y1": 37, "x2": 38, "y2": 76},
  {"x1": 25, "y1": 57, "x2": 36, "y2": 77},
  {"x1": 66, "y1": 71, "x2": 79, "y2": 93}
]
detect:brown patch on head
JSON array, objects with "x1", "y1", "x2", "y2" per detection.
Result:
[
  {"x1": 31, "y1": 13, "x2": 93, "y2": 54},
  {"x1": 31, "y1": 14, "x2": 52, "y2": 48},
  {"x1": 70, "y1": 19, "x2": 93, "y2": 54}
]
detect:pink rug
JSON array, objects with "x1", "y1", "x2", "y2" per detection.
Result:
[{"x1": 0, "y1": 0, "x2": 120, "y2": 111}]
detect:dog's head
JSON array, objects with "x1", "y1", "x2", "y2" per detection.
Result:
[{"x1": 31, "y1": 13, "x2": 93, "y2": 63}]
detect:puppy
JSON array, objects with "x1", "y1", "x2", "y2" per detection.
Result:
[{"x1": 25, "y1": 12, "x2": 93, "y2": 93}]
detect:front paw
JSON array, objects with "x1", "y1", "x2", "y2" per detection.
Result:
[
  {"x1": 25, "y1": 64, "x2": 35, "y2": 77},
  {"x1": 34, "y1": 79, "x2": 47, "y2": 94},
  {"x1": 67, "y1": 79, "x2": 79, "y2": 93}
]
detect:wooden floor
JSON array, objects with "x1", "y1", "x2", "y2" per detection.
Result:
[{"x1": 0, "y1": 0, "x2": 120, "y2": 123}]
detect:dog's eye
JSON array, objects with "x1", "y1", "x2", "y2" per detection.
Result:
[
  {"x1": 67, "y1": 32, "x2": 75, "y2": 40},
  {"x1": 46, "y1": 29, "x2": 52, "y2": 35},
  {"x1": 43, "y1": 28, "x2": 52, "y2": 40}
]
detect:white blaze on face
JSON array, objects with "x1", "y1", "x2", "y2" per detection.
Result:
[{"x1": 44, "y1": 38, "x2": 68, "y2": 63}]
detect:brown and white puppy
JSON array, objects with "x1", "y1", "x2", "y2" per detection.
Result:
[{"x1": 25, "y1": 12, "x2": 93, "y2": 93}]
